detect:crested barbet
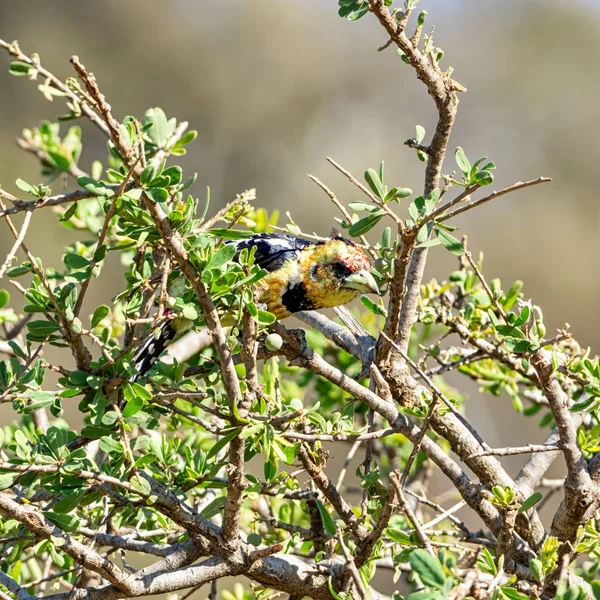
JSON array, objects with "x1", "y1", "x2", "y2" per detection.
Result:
[{"x1": 132, "y1": 233, "x2": 379, "y2": 376}]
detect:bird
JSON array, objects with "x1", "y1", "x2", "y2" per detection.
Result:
[{"x1": 131, "y1": 233, "x2": 379, "y2": 377}]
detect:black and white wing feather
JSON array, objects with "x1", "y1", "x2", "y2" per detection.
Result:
[{"x1": 231, "y1": 233, "x2": 314, "y2": 272}]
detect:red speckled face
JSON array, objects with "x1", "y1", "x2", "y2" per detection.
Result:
[{"x1": 343, "y1": 244, "x2": 371, "y2": 274}]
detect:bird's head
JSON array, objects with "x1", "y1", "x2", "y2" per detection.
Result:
[{"x1": 298, "y1": 237, "x2": 379, "y2": 308}]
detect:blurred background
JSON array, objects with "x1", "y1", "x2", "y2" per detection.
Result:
[{"x1": 1, "y1": 0, "x2": 599, "y2": 596}]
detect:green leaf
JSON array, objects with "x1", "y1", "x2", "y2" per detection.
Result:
[
  {"x1": 28, "y1": 321, "x2": 61, "y2": 336},
  {"x1": 181, "y1": 305, "x2": 198, "y2": 320},
  {"x1": 512, "y1": 305, "x2": 530, "y2": 327},
  {"x1": 7, "y1": 263, "x2": 32, "y2": 277},
  {"x1": 46, "y1": 150, "x2": 72, "y2": 171},
  {"x1": 338, "y1": 1, "x2": 369, "y2": 20},
  {"x1": 416, "y1": 239, "x2": 442, "y2": 249},
  {"x1": 76, "y1": 177, "x2": 109, "y2": 196},
  {"x1": 123, "y1": 396, "x2": 144, "y2": 418},
  {"x1": 9, "y1": 61, "x2": 32, "y2": 76},
  {"x1": 140, "y1": 164, "x2": 158, "y2": 186},
  {"x1": 162, "y1": 166, "x2": 182, "y2": 185},
  {"x1": 145, "y1": 107, "x2": 169, "y2": 147},
  {"x1": 127, "y1": 381, "x2": 153, "y2": 401},
  {"x1": 348, "y1": 213, "x2": 383, "y2": 237},
  {"x1": 530, "y1": 558, "x2": 543, "y2": 583},
  {"x1": 180, "y1": 173, "x2": 197, "y2": 191},
  {"x1": 91, "y1": 305, "x2": 110, "y2": 328},
  {"x1": 264, "y1": 450, "x2": 278, "y2": 481},
  {"x1": 381, "y1": 227, "x2": 391, "y2": 249},
  {"x1": 23, "y1": 392, "x2": 55, "y2": 414},
  {"x1": 80, "y1": 425, "x2": 114, "y2": 439},
  {"x1": 64, "y1": 253, "x2": 90, "y2": 270},
  {"x1": 129, "y1": 476, "x2": 151, "y2": 497},
  {"x1": 38, "y1": 84, "x2": 67, "y2": 98},
  {"x1": 15, "y1": 178, "x2": 37, "y2": 196},
  {"x1": 518, "y1": 492, "x2": 543, "y2": 514},
  {"x1": 571, "y1": 396, "x2": 596, "y2": 412},
  {"x1": 425, "y1": 188, "x2": 440, "y2": 213},
  {"x1": 0, "y1": 473, "x2": 17, "y2": 491},
  {"x1": 207, "y1": 244, "x2": 236, "y2": 269},
  {"x1": 360, "y1": 295, "x2": 387, "y2": 317},
  {"x1": 408, "y1": 549, "x2": 447, "y2": 590},
  {"x1": 60, "y1": 202, "x2": 79, "y2": 222},
  {"x1": 174, "y1": 130, "x2": 198, "y2": 148},
  {"x1": 364, "y1": 168, "x2": 385, "y2": 199},
  {"x1": 386, "y1": 527, "x2": 414, "y2": 544},
  {"x1": 500, "y1": 588, "x2": 529, "y2": 600},
  {"x1": 257, "y1": 310, "x2": 276, "y2": 325},
  {"x1": 349, "y1": 202, "x2": 378, "y2": 213},
  {"x1": 53, "y1": 489, "x2": 87, "y2": 514},
  {"x1": 0, "y1": 289, "x2": 9, "y2": 309},
  {"x1": 455, "y1": 147, "x2": 471, "y2": 176},
  {"x1": 135, "y1": 454, "x2": 156, "y2": 468},
  {"x1": 435, "y1": 229, "x2": 464, "y2": 256},
  {"x1": 495, "y1": 325, "x2": 526, "y2": 339},
  {"x1": 99, "y1": 435, "x2": 124, "y2": 454},
  {"x1": 145, "y1": 188, "x2": 169, "y2": 203},
  {"x1": 389, "y1": 187, "x2": 412, "y2": 201},
  {"x1": 415, "y1": 125, "x2": 426, "y2": 143},
  {"x1": 208, "y1": 229, "x2": 253, "y2": 240},
  {"x1": 316, "y1": 500, "x2": 337, "y2": 536},
  {"x1": 473, "y1": 170, "x2": 494, "y2": 186},
  {"x1": 207, "y1": 428, "x2": 240, "y2": 460},
  {"x1": 43, "y1": 512, "x2": 80, "y2": 532}
]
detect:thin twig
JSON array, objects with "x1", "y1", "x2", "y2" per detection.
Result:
[
  {"x1": 466, "y1": 444, "x2": 560, "y2": 460},
  {"x1": 307, "y1": 174, "x2": 377, "y2": 259},
  {"x1": 439, "y1": 177, "x2": 552, "y2": 223},
  {"x1": 464, "y1": 250, "x2": 507, "y2": 321},
  {"x1": 419, "y1": 184, "x2": 479, "y2": 229},
  {"x1": 0, "y1": 210, "x2": 32, "y2": 279},
  {"x1": 326, "y1": 157, "x2": 404, "y2": 229},
  {"x1": 201, "y1": 189, "x2": 256, "y2": 229},
  {"x1": 391, "y1": 472, "x2": 435, "y2": 556},
  {"x1": 337, "y1": 529, "x2": 367, "y2": 599}
]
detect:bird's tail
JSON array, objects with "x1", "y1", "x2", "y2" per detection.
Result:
[{"x1": 130, "y1": 317, "x2": 178, "y2": 380}]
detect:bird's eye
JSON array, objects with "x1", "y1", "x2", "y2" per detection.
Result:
[{"x1": 331, "y1": 260, "x2": 352, "y2": 278}]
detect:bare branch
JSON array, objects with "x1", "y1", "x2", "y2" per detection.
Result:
[
  {"x1": 0, "y1": 184, "x2": 128, "y2": 220},
  {"x1": 0, "y1": 493, "x2": 132, "y2": 591},
  {"x1": 337, "y1": 529, "x2": 367, "y2": 599},
  {"x1": 0, "y1": 209, "x2": 32, "y2": 279},
  {"x1": 439, "y1": 177, "x2": 552, "y2": 223},
  {"x1": 467, "y1": 444, "x2": 560, "y2": 459},
  {"x1": 392, "y1": 473, "x2": 435, "y2": 557}
]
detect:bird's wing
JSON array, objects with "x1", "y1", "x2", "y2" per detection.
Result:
[{"x1": 232, "y1": 233, "x2": 315, "y2": 272}]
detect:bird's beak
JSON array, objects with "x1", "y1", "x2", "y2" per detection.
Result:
[{"x1": 342, "y1": 270, "x2": 380, "y2": 295}]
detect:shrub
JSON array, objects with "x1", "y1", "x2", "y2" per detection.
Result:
[{"x1": 0, "y1": 2, "x2": 596, "y2": 600}]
